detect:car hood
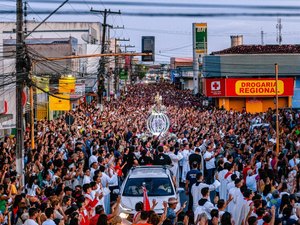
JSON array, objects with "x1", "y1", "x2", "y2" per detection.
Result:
[{"x1": 120, "y1": 195, "x2": 180, "y2": 214}]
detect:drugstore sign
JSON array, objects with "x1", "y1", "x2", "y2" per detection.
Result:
[{"x1": 205, "y1": 78, "x2": 294, "y2": 97}]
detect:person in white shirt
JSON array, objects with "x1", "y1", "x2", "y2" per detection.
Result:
[
  {"x1": 42, "y1": 208, "x2": 56, "y2": 225},
  {"x1": 89, "y1": 150, "x2": 99, "y2": 168},
  {"x1": 24, "y1": 208, "x2": 40, "y2": 225},
  {"x1": 90, "y1": 162, "x2": 99, "y2": 179},
  {"x1": 181, "y1": 144, "x2": 191, "y2": 183},
  {"x1": 246, "y1": 169, "x2": 259, "y2": 192},
  {"x1": 82, "y1": 168, "x2": 92, "y2": 185},
  {"x1": 226, "y1": 174, "x2": 237, "y2": 199},
  {"x1": 203, "y1": 142, "x2": 217, "y2": 184},
  {"x1": 218, "y1": 163, "x2": 231, "y2": 200},
  {"x1": 92, "y1": 174, "x2": 106, "y2": 212},
  {"x1": 240, "y1": 189, "x2": 256, "y2": 225},
  {"x1": 228, "y1": 178, "x2": 244, "y2": 225},
  {"x1": 194, "y1": 187, "x2": 215, "y2": 222},
  {"x1": 289, "y1": 153, "x2": 300, "y2": 168},
  {"x1": 168, "y1": 146, "x2": 183, "y2": 187},
  {"x1": 191, "y1": 172, "x2": 220, "y2": 211},
  {"x1": 99, "y1": 170, "x2": 112, "y2": 214}
]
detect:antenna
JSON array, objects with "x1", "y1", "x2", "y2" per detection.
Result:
[
  {"x1": 276, "y1": 18, "x2": 282, "y2": 45},
  {"x1": 261, "y1": 29, "x2": 264, "y2": 45}
]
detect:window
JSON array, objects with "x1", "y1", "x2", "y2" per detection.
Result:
[{"x1": 123, "y1": 178, "x2": 174, "y2": 197}]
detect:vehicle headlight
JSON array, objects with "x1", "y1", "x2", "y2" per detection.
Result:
[{"x1": 119, "y1": 213, "x2": 129, "y2": 219}]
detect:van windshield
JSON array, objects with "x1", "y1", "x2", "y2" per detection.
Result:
[{"x1": 123, "y1": 178, "x2": 175, "y2": 197}]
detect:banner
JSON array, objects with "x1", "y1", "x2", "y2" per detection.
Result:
[
  {"x1": 226, "y1": 78, "x2": 294, "y2": 97},
  {"x1": 204, "y1": 78, "x2": 226, "y2": 97},
  {"x1": 59, "y1": 77, "x2": 76, "y2": 94},
  {"x1": 204, "y1": 78, "x2": 294, "y2": 97},
  {"x1": 49, "y1": 94, "x2": 71, "y2": 111},
  {"x1": 193, "y1": 23, "x2": 207, "y2": 54},
  {"x1": 33, "y1": 76, "x2": 49, "y2": 94},
  {"x1": 142, "y1": 36, "x2": 155, "y2": 62},
  {"x1": 70, "y1": 83, "x2": 85, "y2": 99},
  {"x1": 142, "y1": 186, "x2": 150, "y2": 211}
]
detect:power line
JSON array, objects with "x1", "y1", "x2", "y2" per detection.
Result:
[
  {"x1": 6, "y1": 1, "x2": 300, "y2": 11},
  {"x1": 4, "y1": 10, "x2": 300, "y2": 17},
  {"x1": 25, "y1": 0, "x2": 69, "y2": 38}
]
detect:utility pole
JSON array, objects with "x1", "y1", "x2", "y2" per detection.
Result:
[
  {"x1": 90, "y1": 8, "x2": 121, "y2": 110},
  {"x1": 261, "y1": 29, "x2": 264, "y2": 45},
  {"x1": 276, "y1": 18, "x2": 282, "y2": 45},
  {"x1": 114, "y1": 37, "x2": 129, "y2": 98},
  {"x1": 275, "y1": 63, "x2": 279, "y2": 154},
  {"x1": 119, "y1": 44, "x2": 135, "y2": 84},
  {"x1": 16, "y1": 0, "x2": 25, "y2": 186},
  {"x1": 107, "y1": 67, "x2": 113, "y2": 102},
  {"x1": 106, "y1": 24, "x2": 113, "y2": 102}
]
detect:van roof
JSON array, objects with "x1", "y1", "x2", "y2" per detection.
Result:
[{"x1": 129, "y1": 166, "x2": 170, "y2": 178}]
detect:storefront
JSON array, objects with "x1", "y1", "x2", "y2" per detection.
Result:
[{"x1": 203, "y1": 78, "x2": 294, "y2": 113}]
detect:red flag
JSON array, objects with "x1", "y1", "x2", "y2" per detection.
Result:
[{"x1": 142, "y1": 186, "x2": 150, "y2": 211}]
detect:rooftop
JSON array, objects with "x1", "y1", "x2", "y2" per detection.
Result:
[
  {"x1": 3, "y1": 37, "x2": 77, "y2": 46},
  {"x1": 172, "y1": 57, "x2": 193, "y2": 63},
  {"x1": 211, "y1": 45, "x2": 300, "y2": 55},
  {"x1": 129, "y1": 166, "x2": 170, "y2": 178}
]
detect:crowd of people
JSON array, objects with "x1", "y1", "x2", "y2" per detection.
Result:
[{"x1": 1, "y1": 82, "x2": 300, "y2": 225}]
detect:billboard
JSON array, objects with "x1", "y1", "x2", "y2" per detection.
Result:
[
  {"x1": 142, "y1": 36, "x2": 155, "y2": 62},
  {"x1": 205, "y1": 78, "x2": 294, "y2": 97},
  {"x1": 70, "y1": 83, "x2": 86, "y2": 99},
  {"x1": 119, "y1": 69, "x2": 128, "y2": 80},
  {"x1": 33, "y1": 76, "x2": 49, "y2": 94},
  {"x1": 204, "y1": 78, "x2": 226, "y2": 97},
  {"x1": 59, "y1": 77, "x2": 76, "y2": 94},
  {"x1": 226, "y1": 78, "x2": 294, "y2": 97},
  {"x1": 193, "y1": 23, "x2": 207, "y2": 54},
  {"x1": 49, "y1": 94, "x2": 71, "y2": 111}
]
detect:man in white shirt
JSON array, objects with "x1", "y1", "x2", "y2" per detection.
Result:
[
  {"x1": 82, "y1": 168, "x2": 92, "y2": 185},
  {"x1": 90, "y1": 162, "x2": 99, "y2": 179},
  {"x1": 218, "y1": 163, "x2": 230, "y2": 200},
  {"x1": 168, "y1": 146, "x2": 183, "y2": 187},
  {"x1": 24, "y1": 208, "x2": 40, "y2": 225},
  {"x1": 191, "y1": 172, "x2": 220, "y2": 211},
  {"x1": 89, "y1": 150, "x2": 99, "y2": 167},
  {"x1": 181, "y1": 144, "x2": 191, "y2": 183},
  {"x1": 228, "y1": 178, "x2": 244, "y2": 225},
  {"x1": 203, "y1": 142, "x2": 217, "y2": 184},
  {"x1": 42, "y1": 208, "x2": 56, "y2": 225},
  {"x1": 246, "y1": 169, "x2": 259, "y2": 192},
  {"x1": 194, "y1": 187, "x2": 215, "y2": 222},
  {"x1": 226, "y1": 174, "x2": 237, "y2": 199}
]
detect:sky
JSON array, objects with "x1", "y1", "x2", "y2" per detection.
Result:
[{"x1": 2, "y1": 0, "x2": 300, "y2": 63}]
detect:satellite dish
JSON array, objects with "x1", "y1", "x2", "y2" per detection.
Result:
[{"x1": 81, "y1": 34, "x2": 89, "y2": 43}]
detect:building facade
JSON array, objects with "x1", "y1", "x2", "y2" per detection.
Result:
[
  {"x1": 0, "y1": 22, "x2": 103, "y2": 133},
  {"x1": 170, "y1": 57, "x2": 194, "y2": 90},
  {"x1": 202, "y1": 45, "x2": 300, "y2": 112}
]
